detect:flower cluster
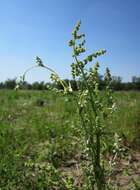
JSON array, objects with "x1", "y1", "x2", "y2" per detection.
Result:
[
  {"x1": 69, "y1": 21, "x2": 106, "y2": 80},
  {"x1": 35, "y1": 56, "x2": 45, "y2": 67}
]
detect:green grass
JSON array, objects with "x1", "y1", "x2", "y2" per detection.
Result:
[
  {"x1": 0, "y1": 90, "x2": 140, "y2": 189},
  {"x1": 113, "y1": 91, "x2": 140, "y2": 144}
]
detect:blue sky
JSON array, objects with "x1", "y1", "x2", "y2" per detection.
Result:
[{"x1": 0, "y1": 0, "x2": 140, "y2": 82}]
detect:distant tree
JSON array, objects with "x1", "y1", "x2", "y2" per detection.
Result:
[
  {"x1": 4, "y1": 78, "x2": 17, "y2": 89},
  {"x1": 111, "y1": 76, "x2": 123, "y2": 90},
  {"x1": 22, "y1": 81, "x2": 32, "y2": 90},
  {"x1": 70, "y1": 79, "x2": 78, "y2": 91},
  {"x1": 0, "y1": 75, "x2": 140, "y2": 91},
  {"x1": 0, "y1": 82, "x2": 4, "y2": 89},
  {"x1": 132, "y1": 76, "x2": 140, "y2": 90},
  {"x1": 31, "y1": 81, "x2": 47, "y2": 90},
  {"x1": 32, "y1": 82, "x2": 41, "y2": 90}
]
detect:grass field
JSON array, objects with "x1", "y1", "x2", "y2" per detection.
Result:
[{"x1": 0, "y1": 90, "x2": 140, "y2": 189}]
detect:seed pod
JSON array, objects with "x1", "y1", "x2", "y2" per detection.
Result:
[
  {"x1": 81, "y1": 40, "x2": 86, "y2": 46},
  {"x1": 101, "y1": 49, "x2": 107, "y2": 54},
  {"x1": 83, "y1": 59, "x2": 88, "y2": 65},
  {"x1": 92, "y1": 53, "x2": 97, "y2": 58},
  {"x1": 36, "y1": 56, "x2": 44, "y2": 67},
  {"x1": 75, "y1": 20, "x2": 81, "y2": 31},
  {"x1": 87, "y1": 55, "x2": 92, "y2": 62},
  {"x1": 68, "y1": 40, "x2": 75, "y2": 47},
  {"x1": 72, "y1": 29, "x2": 77, "y2": 39}
]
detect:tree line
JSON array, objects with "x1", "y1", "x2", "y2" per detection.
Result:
[{"x1": 0, "y1": 76, "x2": 140, "y2": 91}]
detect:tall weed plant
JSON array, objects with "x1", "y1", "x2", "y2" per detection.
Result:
[{"x1": 18, "y1": 21, "x2": 118, "y2": 190}]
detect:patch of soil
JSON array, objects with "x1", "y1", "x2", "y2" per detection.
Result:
[
  {"x1": 60, "y1": 151, "x2": 140, "y2": 189},
  {"x1": 113, "y1": 151, "x2": 140, "y2": 189}
]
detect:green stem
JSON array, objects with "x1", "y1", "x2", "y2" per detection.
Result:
[
  {"x1": 43, "y1": 65, "x2": 68, "y2": 91},
  {"x1": 23, "y1": 64, "x2": 68, "y2": 92},
  {"x1": 72, "y1": 45, "x2": 106, "y2": 190},
  {"x1": 23, "y1": 65, "x2": 38, "y2": 79}
]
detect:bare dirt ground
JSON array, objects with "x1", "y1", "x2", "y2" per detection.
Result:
[
  {"x1": 113, "y1": 151, "x2": 140, "y2": 189},
  {"x1": 60, "y1": 150, "x2": 140, "y2": 189}
]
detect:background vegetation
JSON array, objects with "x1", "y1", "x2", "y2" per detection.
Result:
[
  {"x1": 0, "y1": 76, "x2": 140, "y2": 91},
  {"x1": 0, "y1": 90, "x2": 140, "y2": 189}
]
